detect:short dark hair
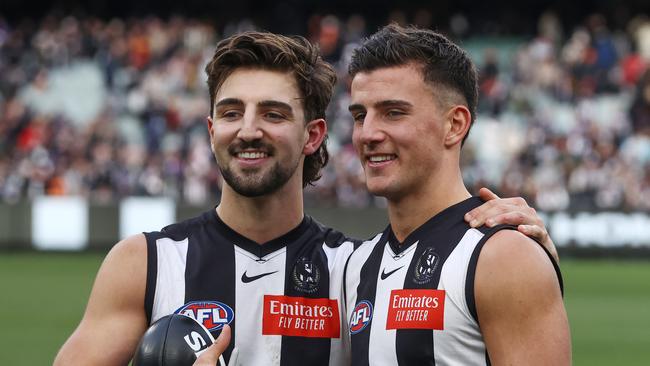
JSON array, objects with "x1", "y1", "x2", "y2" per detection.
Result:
[
  {"x1": 205, "y1": 31, "x2": 337, "y2": 186},
  {"x1": 349, "y1": 24, "x2": 478, "y2": 143}
]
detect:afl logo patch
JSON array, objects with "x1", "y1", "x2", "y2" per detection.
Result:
[
  {"x1": 292, "y1": 257, "x2": 321, "y2": 293},
  {"x1": 349, "y1": 300, "x2": 373, "y2": 334},
  {"x1": 175, "y1": 301, "x2": 234, "y2": 332},
  {"x1": 413, "y1": 247, "x2": 439, "y2": 285}
]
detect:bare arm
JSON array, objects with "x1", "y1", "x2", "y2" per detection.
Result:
[
  {"x1": 54, "y1": 234, "x2": 149, "y2": 365},
  {"x1": 475, "y1": 230, "x2": 571, "y2": 366},
  {"x1": 464, "y1": 187, "x2": 559, "y2": 262}
]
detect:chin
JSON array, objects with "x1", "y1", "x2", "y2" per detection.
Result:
[{"x1": 365, "y1": 179, "x2": 394, "y2": 198}]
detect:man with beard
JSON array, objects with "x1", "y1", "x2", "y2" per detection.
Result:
[{"x1": 55, "y1": 31, "x2": 559, "y2": 366}]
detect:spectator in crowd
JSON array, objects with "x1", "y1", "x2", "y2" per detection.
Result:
[{"x1": 0, "y1": 11, "x2": 648, "y2": 210}]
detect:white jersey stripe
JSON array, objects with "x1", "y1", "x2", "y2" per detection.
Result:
[
  {"x1": 152, "y1": 237, "x2": 188, "y2": 323},
  {"x1": 435, "y1": 228, "x2": 487, "y2": 365},
  {"x1": 234, "y1": 246, "x2": 287, "y2": 366},
  {"x1": 368, "y1": 242, "x2": 418, "y2": 366},
  {"x1": 344, "y1": 233, "x2": 382, "y2": 310},
  {"x1": 324, "y1": 240, "x2": 356, "y2": 366}
]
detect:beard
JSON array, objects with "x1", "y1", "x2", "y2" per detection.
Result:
[{"x1": 216, "y1": 140, "x2": 300, "y2": 197}]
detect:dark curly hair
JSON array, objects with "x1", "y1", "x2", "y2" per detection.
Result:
[{"x1": 205, "y1": 31, "x2": 337, "y2": 186}]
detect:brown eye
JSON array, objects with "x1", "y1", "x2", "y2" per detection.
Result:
[
  {"x1": 264, "y1": 112, "x2": 286, "y2": 121},
  {"x1": 352, "y1": 113, "x2": 366, "y2": 123},
  {"x1": 386, "y1": 110, "x2": 405, "y2": 119},
  {"x1": 221, "y1": 110, "x2": 242, "y2": 120}
]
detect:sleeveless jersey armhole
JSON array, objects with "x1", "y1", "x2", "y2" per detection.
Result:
[
  {"x1": 143, "y1": 232, "x2": 158, "y2": 325},
  {"x1": 464, "y1": 224, "x2": 565, "y2": 325}
]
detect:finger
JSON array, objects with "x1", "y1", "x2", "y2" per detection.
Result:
[
  {"x1": 466, "y1": 202, "x2": 518, "y2": 227},
  {"x1": 465, "y1": 188, "x2": 501, "y2": 225},
  {"x1": 194, "y1": 325, "x2": 232, "y2": 366},
  {"x1": 478, "y1": 187, "x2": 500, "y2": 201},
  {"x1": 465, "y1": 199, "x2": 497, "y2": 226},
  {"x1": 518, "y1": 225, "x2": 560, "y2": 263},
  {"x1": 484, "y1": 211, "x2": 530, "y2": 227},
  {"x1": 517, "y1": 224, "x2": 546, "y2": 242}
]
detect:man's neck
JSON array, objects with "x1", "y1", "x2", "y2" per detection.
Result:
[
  {"x1": 216, "y1": 181, "x2": 305, "y2": 244},
  {"x1": 387, "y1": 169, "x2": 470, "y2": 243}
]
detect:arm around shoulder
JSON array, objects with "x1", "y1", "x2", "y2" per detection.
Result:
[
  {"x1": 475, "y1": 230, "x2": 571, "y2": 366},
  {"x1": 54, "y1": 234, "x2": 149, "y2": 366}
]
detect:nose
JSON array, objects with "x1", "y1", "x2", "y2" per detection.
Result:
[
  {"x1": 237, "y1": 111, "x2": 264, "y2": 142},
  {"x1": 353, "y1": 112, "x2": 385, "y2": 147}
]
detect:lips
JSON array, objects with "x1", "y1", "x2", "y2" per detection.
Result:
[
  {"x1": 236, "y1": 151, "x2": 269, "y2": 159},
  {"x1": 367, "y1": 154, "x2": 396, "y2": 163},
  {"x1": 228, "y1": 141, "x2": 274, "y2": 160},
  {"x1": 364, "y1": 153, "x2": 397, "y2": 168}
]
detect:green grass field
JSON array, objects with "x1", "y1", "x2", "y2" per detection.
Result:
[{"x1": 1, "y1": 253, "x2": 649, "y2": 365}]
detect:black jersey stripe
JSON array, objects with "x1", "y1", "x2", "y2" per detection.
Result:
[
  {"x1": 280, "y1": 222, "x2": 333, "y2": 366},
  {"x1": 351, "y1": 232, "x2": 389, "y2": 366},
  {"x1": 184, "y1": 211, "x2": 238, "y2": 362},
  {"x1": 143, "y1": 233, "x2": 158, "y2": 324},
  {"x1": 394, "y1": 207, "x2": 479, "y2": 365}
]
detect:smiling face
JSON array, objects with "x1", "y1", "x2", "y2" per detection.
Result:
[
  {"x1": 349, "y1": 64, "x2": 452, "y2": 201},
  {"x1": 208, "y1": 68, "x2": 320, "y2": 197}
]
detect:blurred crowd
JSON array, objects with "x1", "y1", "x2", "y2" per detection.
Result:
[{"x1": 1, "y1": 11, "x2": 650, "y2": 211}]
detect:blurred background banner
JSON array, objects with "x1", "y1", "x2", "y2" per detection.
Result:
[
  {"x1": 0, "y1": 1, "x2": 649, "y2": 365},
  {"x1": 2, "y1": 199, "x2": 650, "y2": 250}
]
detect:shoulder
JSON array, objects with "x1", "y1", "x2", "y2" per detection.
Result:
[
  {"x1": 478, "y1": 229, "x2": 556, "y2": 280},
  {"x1": 100, "y1": 234, "x2": 148, "y2": 281},
  {"x1": 473, "y1": 227, "x2": 571, "y2": 364},
  {"x1": 474, "y1": 229, "x2": 562, "y2": 316},
  {"x1": 348, "y1": 232, "x2": 384, "y2": 262},
  {"x1": 146, "y1": 211, "x2": 214, "y2": 242},
  {"x1": 309, "y1": 217, "x2": 361, "y2": 248}
]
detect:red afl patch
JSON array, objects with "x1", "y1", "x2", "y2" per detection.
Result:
[
  {"x1": 349, "y1": 300, "x2": 373, "y2": 334},
  {"x1": 386, "y1": 289, "x2": 445, "y2": 330},
  {"x1": 263, "y1": 295, "x2": 340, "y2": 338},
  {"x1": 175, "y1": 301, "x2": 234, "y2": 332}
]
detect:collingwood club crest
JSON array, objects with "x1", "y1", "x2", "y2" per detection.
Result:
[
  {"x1": 292, "y1": 257, "x2": 321, "y2": 293},
  {"x1": 413, "y1": 247, "x2": 439, "y2": 285}
]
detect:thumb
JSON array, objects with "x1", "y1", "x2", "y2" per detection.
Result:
[
  {"x1": 193, "y1": 325, "x2": 232, "y2": 366},
  {"x1": 478, "y1": 187, "x2": 499, "y2": 201}
]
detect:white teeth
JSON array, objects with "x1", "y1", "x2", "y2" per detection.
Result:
[
  {"x1": 237, "y1": 151, "x2": 268, "y2": 159},
  {"x1": 368, "y1": 155, "x2": 395, "y2": 162}
]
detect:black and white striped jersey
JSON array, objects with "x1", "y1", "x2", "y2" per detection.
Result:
[
  {"x1": 343, "y1": 197, "x2": 563, "y2": 366},
  {"x1": 143, "y1": 209, "x2": 358, "y2": 366}
]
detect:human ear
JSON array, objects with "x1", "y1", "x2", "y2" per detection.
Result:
[
  {"x1": 303, "y1": 118, "x2": 327, "y2": 155},
  {"x1": 444, "y1": 106, "x2": 471, "y2": 148}
]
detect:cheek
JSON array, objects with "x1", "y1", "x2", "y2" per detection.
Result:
[
  {"x1": 351, "y1": 125, "x2": 362, "y2": 148},
  {"x1": 212, "y1": 124, "x2": 235, "y2": 143}
]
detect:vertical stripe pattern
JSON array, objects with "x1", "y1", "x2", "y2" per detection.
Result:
[{"x1": 143, "y1": 210, "x2": 358, "y2": 366}]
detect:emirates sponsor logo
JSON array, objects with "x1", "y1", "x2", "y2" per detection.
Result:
[
  {"x1": 386, "y1": 289, "x2": 445, "y2": 330},
  {"x1": 263, "y1": 295, "x2": 340, "y2": 338}
]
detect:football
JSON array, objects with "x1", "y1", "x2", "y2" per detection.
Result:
[{"x1": 132, "y1": 314, "x2": 215, "y2": 366}]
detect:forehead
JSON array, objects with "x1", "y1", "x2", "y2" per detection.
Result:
[
  {"x1": 350, "y1": 64, "x2": 434, "y2": 105},
  {"x1": 215, "y1": 68, "x2": 302, "y2": 108}
]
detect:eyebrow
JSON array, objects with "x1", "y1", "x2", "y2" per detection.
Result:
[
  {"x1": 258, "y1": 100, "x2": 294, "y2": 114},
  {"x1": 215, "y1": 98, "x2": 294, "y2": 115},
  {"x1": 349, "y1": 100, "x2": 413, "y2": 113},
  {"x1": 215, "y1": 98, "x2": 244, "y2": 109}
]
